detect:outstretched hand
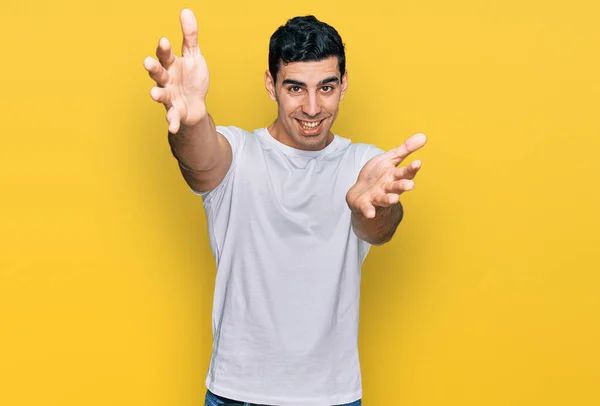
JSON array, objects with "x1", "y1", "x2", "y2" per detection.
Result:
[
  {"x1": 346, "y1": 133, "x2": 427, "y2": 219},
  {"x1": 143, "y1": 9, "x2": 209, "y2": 134}
]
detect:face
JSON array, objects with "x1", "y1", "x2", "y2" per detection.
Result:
[{"x1": 265, "y1": 57, "x2": 348, "y2": 151}]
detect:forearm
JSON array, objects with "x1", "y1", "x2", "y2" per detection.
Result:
[
  {"x1": 351, "y1": 202, "x2": 404, "y2": 245},
  {"x1": 168, "y1": 112, "x2": 232, "y2": 192},
  {"x1": 167, "y1": 113, "x2": 221, "y2": 171}
]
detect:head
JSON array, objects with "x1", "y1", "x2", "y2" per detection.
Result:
[{"x1": 265, "y1": 16, "x2": 348, "y2": 151}]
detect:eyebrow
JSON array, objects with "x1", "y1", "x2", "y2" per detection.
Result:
[
  {"x1": 319, "y1": 76, "x2": 340, "y2": 86},
  {"x1": 281, "y1": 76, "x2": 340, "y2": 87}
]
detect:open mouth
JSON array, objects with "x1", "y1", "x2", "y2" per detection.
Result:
[{"x1": 296, "y1": 119, "x2": 325, "y2": 134}]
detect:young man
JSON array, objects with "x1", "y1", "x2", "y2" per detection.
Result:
[{"x1": 144, "y1": 9, "x2": 426, "y2": 406}]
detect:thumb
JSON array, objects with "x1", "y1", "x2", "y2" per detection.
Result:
[
  {"x1": 180, "y1": 8, "x2": 199, "y2": 55},
  {"x1": 387, "y1": 133, "x2": 427, "y2": 166}
]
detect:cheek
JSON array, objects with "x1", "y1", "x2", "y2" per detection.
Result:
[
  {"x1": 279, "y1": 94, "x2": 298, "y2": 111},
  {"x1": 280, "y1": 99, "x2": 302, "y2": 115},
  {"x1": 323, "y1": 98, "x2": 340, "y2": 114}
]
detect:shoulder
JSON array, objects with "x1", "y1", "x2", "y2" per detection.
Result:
[
  {"x1": 336, "y1": 136, "x2": 385, "y2": 168},
  {"x1": 215, "y1": 125, "x2": 251, "y2": 143},
  {"x1": 215, "y1": 125, "x2": 266, "y2": 152}
]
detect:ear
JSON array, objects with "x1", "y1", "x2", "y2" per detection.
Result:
[
  {"x1": 340, "y1": 71, "x2": 349, "y2": 101},
  {"x1": 265, "y1": 70, "x2": 277, "y2": 101}
]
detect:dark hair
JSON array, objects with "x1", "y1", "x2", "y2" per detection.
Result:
[{"x1": 268, "y1": 15, "x2": 346, "y2": 83}]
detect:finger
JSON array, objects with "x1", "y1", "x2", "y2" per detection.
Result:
[
  {"x1": 384, "y1": 179, "x2": 415, "y2": 194},
  {"x1": 150, "y1": 86, "x2": 170, "y2": 105},
  {"x1": 363, "y1": 203, "x2": 376, "y2": 219},
  {"x1": 156, "y1": 37, "x2": 176, "y2": 69},
  {"x1": 385, "y1": 193, "x2": 400, "y2": 206},
  {"x1": 180, "y1": 8, "x2": 199, "y2": 55},
  {"x1": 144, "y1": 56, "x2": 169, "y2": 86},
  {"x1": 372, "y1": 191, "x2": 399, "y2": 207},
  {"x1": 166, "y1": 107, "x2": 181, "y2": 134},
  {"x1": 393, "y1": 160, "x2": 422, "y2": 180},
  {"x1": 387, "y1": 133, "x2": 427, "y2": 166},
  {"x1": 353, "y1": 196, "x2": 377, "y2": 219}
]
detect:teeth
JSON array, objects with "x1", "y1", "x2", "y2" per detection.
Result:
[{"x1": 299, "y1": 120, "x2": 321, "y2": 130}]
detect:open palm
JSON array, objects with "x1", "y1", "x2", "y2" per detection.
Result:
[
  {"x1": 144, "y1": 9, "x2": 209, "y2": 134},
  {"x1": 346, "y1": 133, "x2": 427, "y2": 218}
]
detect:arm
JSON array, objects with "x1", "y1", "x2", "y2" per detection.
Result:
[
  {"x1": 346, "y1": 133, "x2": 427, "y2": 245},
  {"x1": 351, "y1": 202, "x2": 403, "y2": 246},
  {"x1": 144, "y1": 9, "x2": 231, "y2": 193},
  {"x1": 168, "y1": 115, "x2": 232, "y2": 192}
]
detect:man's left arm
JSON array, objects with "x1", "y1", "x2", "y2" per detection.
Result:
[
  {"x1": 350, "y1": 202, "x2": 403, "y2": 246},
  {"x1": 346, "y1": 133, "x2": 427, "y2": 245}
]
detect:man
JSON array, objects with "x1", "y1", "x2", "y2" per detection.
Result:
[{"x1": 144, "y1": 8, "x2": 426, "y2": 406}]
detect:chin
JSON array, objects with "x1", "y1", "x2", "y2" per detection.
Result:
[{"x1": 294, "y1": 133, "x2": 330, "y2": 151}]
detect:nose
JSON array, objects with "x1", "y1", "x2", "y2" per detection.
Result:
[{"x1": 302, "y1": 91, "x2": 322, "y2": 117}]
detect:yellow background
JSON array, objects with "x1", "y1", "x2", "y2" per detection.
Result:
[{"x1": 1, "y1": 0, "x2": 599, "y2": 405}]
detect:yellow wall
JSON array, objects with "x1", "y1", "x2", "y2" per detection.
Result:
[{"x1": 1, "y1": 1, "x2": 599, "y2": 405}]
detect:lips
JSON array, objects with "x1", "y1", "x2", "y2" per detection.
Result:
[{"x1": 296, "y1": 119, "x2": 325, "y2": 135}]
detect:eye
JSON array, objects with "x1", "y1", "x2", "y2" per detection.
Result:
[
  {"x1": 288, "y1": 86, "x2": 303, "y2": 93},
  {"x1": 321, "y1": 85, "x2": 334, "y2": 93}
]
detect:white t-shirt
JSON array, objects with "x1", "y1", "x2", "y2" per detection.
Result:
[{"x1": 197, "y1": 126, "x2": 383, "y2": 406}]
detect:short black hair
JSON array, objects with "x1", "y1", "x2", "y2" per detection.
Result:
[{"x1": 268, "y1": 15, "x2": 346, "y2": 84}]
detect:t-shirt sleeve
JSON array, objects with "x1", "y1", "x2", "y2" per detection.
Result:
[
  {"x1": 358, "y1": 144, "x2": 385, "y2": 171},
  {"x1": 189, "y1": 125, "x2": 247, "y2": 198}
]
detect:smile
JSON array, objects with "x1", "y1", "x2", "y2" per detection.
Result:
[{"x1": 297, "y1": 119, "x2": 324, "y2": 131}]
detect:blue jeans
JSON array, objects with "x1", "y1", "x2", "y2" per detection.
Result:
[{"x1": 205, "y1": 389, "x2": 362, "y2": 406}]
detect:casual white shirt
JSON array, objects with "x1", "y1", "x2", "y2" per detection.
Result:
[{"x1": 197, "y1": 126, "x2": 383, "y2": 406}]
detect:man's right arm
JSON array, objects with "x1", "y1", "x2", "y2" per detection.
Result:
[
  {"x1": 144, "y1": 8, "x2": 231, "y2": 193},
  {"x1": 168, "y1": 115, "x2": 232, "y2": 193}
]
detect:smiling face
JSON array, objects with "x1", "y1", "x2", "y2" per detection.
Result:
[{"x1": 265, "y1": 57, "x2": 348, "y2": 151}]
